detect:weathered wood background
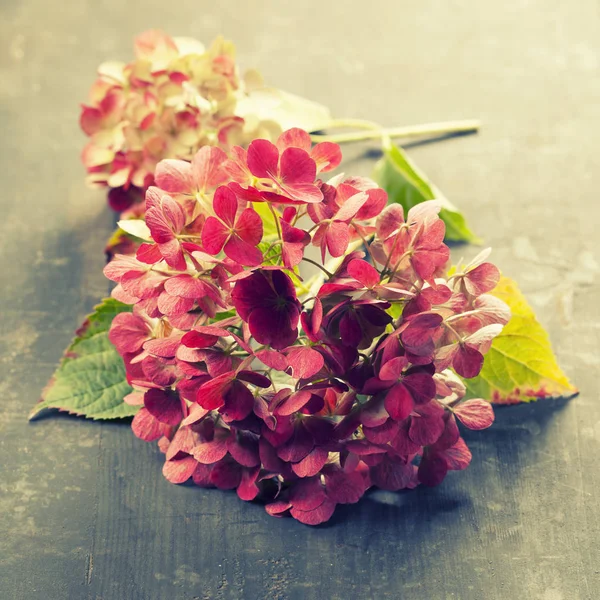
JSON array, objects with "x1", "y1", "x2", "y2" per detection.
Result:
[{"x1": 1, "y1": 1, "x2": 599, "y2": 598}]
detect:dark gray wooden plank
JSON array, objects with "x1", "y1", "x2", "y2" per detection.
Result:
[{"x1": 1, "y1": 1, "x2": 599, "y2": 599}]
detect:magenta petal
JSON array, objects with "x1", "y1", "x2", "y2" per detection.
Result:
[
  {"x1": 210, "y1": 459, "x2": 242, "y2": 490},
  {"x1": 418, "y1": 453, "x2": 449, "y2": 487},
  {"x1": 408, "y1": 403, "x2": 445, "y2": 446},
  {"x1": 378, "y1": 356, "x2": 406, "y2": 381},
  {"x1": 266, "y1": 500, "x2": 292, "y2": 517},
  {"x1": 235, "y1": 208, "x2": 263, "y2": 245},
  {"x1": 453, "y1": 399, "x2": 494, "y2": 430},
  {"x1": 285, "y1": 346, "x2": 324, "y2": 379},
  {"x1": 347, "y1": 259, "x2": 380, "y2": 288},
  {"x1": 227, "y1": 431, "x2": 260, "y2": 467},
  {"x1": 223, "y1": 235, "x2": 263, "y2": 267},
  {"x1": 291, "y1": 446, "x2": 329, "y2": 478},
  {"x1": 131, "y1": 407, "x2": 162, "y2": 441},
  {"x1": 363, "y1": 419, "x2": 400, "y2": 445},
  {"x1": 212, "y1": 185, "x2": 239, "y2": 226},
  {"x1": 280, "y1": 147, "x2": 316, "y2": 184},
  {"x1": 402, "y1": 372, "x2": 436, "y2": 405},
  {"x1": 163, "y1": 456, "x2": 197, "y2": 484},
  {"x1": 324, "y1": 469, "x2": 366, "y2": 504},
  {"x1": 291, "y1": 499, "x2": 337, "y2": 525},
  {"x1": 221, "y1": 381, "x2": 254, "y2": 421},
  {"x1": 289, "y1": 476, "x2": 326, "y2": 511},
  {"x1": 237, "y1": 370, "x2": 271, "y2": 388},
  {"x1": 275, "y1": 390, "x2": 312, "y2": 417},
  {"x1": 144, "y1": 389, "x2": 183, "y2": 426},
  {"x1": 247, "y1": 139, "x2": 279, "y2": 178},
  {"x1": 370, "y1": 459, "x2": 416, "y2": 491},
  {"x1": 384, "y1": 383, "x2": 414, "y2": 421},
  {"x1": 192, "y1": 463, "x2": 213, "y2": 487},
  {"x1": 201, "y1": 217, "x2": 228, "y2": 255},
  {"x1": 277, "y1": 424, "x2": 314, "y2": 462},
  {"x1": 453, "y1": 345, "x2": 484, "y2": 379}
]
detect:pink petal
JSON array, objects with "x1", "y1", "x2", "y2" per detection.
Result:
[
  {"x1": 443, "y1": 437, "x2": 472, "y2": 470},
  {"x1": 465, "y1": 263, "x2": 500, "y2": 296},
  {"x1": 378, "y1": 356, "x2": 406, "y2": 381},
  {"x1": 221, "y1": 381, "x2": 255, "y2": 421},
  {"x1": 325, "y1": 221, "x2": 350, "y2": 257},
  {"x1": 256, "y1": 349, "x2": 288, "y2": 371},
  {"x1": 277, "y1": 424, "x2": 314, "y2": 462},
  {"x1": 192, "y1": 146, "x2": 229, "y2": 191},
  {"x1": 163, "y1": 456, "x2": 197, "y2": 484},
  {"x1": 276, "y1": 128, "x2": 312, "y2": 153},
  {"x1": 155, "y1": 159, "x2": 193, "y2": 193},
  {"x1": 193, "y1": 432, "x2": 229, "y2": 464},
  {"x1": 335, "y1": 189, "x2": 369, "y2": 222},
  {"x1": 453, "y1": 399, "x2": 494, "y2": 430},
  {"x1": 311, "y1": 142, "x2": 342, "y2": 173},
  {"x1": 143, "y1": 336, "x2": 181, "y2": 358},
  {"x1": 108, "y1": 312, "x2": 149, "y2": 354},
  {"x1": 131, "y1": 407, "x2": 162, "y2": 441}
]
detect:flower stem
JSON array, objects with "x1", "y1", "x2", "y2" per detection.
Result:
[
  {"x1": 310, "y1": 119, "x2": 480, "y2": 144},
  {"x1": 302, "y1": 257, "x2": 333, "y2": 279}
]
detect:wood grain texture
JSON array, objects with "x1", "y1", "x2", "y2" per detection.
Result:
[{"x1": 1, "y1": 1, "x2": 599, "y2": 598}]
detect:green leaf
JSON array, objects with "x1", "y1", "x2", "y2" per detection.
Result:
[
  {"x1": 372, "y1": 137, "x2": 481, "y2": 244},
  {"x1": 463, "y1": 276, "x2": 578, "y2": 404},
  {"x1": 30, "y1": 298, "x2": 137, "y2": 420}
]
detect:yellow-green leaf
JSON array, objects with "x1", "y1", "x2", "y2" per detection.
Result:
[{"x1": 464, "y1": 276, "x2": 577, "y2": 404}]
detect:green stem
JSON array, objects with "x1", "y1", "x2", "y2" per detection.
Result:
[
  {"x1": 302, "y1": 257, "x2": 333, "y2": 279},
  {"x1": 310, "y1": 119, "x2": 480, "y2": 144}
]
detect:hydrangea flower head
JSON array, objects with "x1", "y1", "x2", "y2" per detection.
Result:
[{"x1": 106, "y1": 128, "x2": 509, "y2": 524}]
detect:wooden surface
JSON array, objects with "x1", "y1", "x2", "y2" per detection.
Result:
[{"x1": 1, "y1": 1, "x2": 599, "y2": 598}]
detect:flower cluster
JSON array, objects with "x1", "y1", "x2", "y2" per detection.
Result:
[
  {"x1": 80, "y1": 29, "x2": 279, "y2": 206},
  {"x1": 105, "y1": 127, "x2": 509, "y2": 525}
]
